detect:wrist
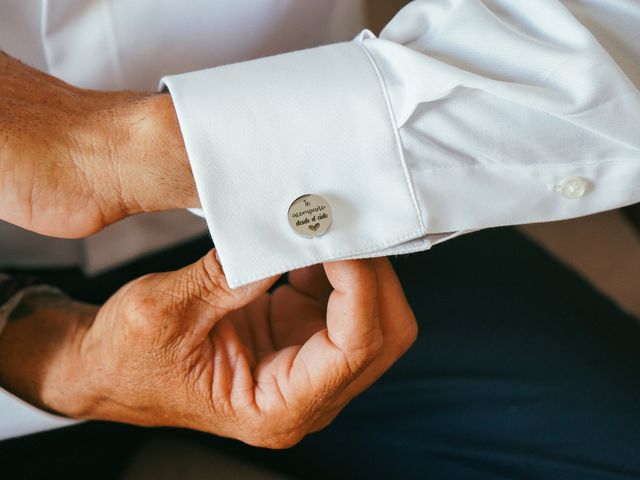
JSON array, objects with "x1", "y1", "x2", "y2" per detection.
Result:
[
  {"x1": 111, "y1": 93, "x2": 200, "y2": 215},
  {"x1": 0, "y1": 292, "x2": 98, "y2": 419},
  {"x1": 43, "y1": 302, "x2": 100, "y2": 420}
]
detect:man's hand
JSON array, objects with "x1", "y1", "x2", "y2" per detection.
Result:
[
  {"x1": 0, "y1": 50, "x2": 198, "y2": 238},
  {"x1": 0, "y1": 254, "x2": 417, "y2": 448}
]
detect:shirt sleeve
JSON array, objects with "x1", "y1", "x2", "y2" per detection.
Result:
[
  {"x1": 0, "y1": 387, "x2": 79, "y2": 440},
  {"x1": 0, "y1": 280, "x2": 81, "y2": 440},
  {"x1": 162, "y1": 0, "x2": 640, "y2": 288}
]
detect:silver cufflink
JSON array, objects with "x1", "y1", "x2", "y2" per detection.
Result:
[{"x1": 288, "y1": 194, "x2": 332, "y2": 238}]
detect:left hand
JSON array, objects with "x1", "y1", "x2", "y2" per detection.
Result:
[
  {"x1": 0, "y1": 50, "x2": 198, "y2": 238},
  {"x1": 0, "y1": 252, "x2": 418, "y2": 448}
]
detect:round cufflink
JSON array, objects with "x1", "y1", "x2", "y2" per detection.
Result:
[{"x1": 288, "y1": 194, "x2": 332, "y2": 238}]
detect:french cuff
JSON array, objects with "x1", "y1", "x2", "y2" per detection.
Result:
[
  {"x1": 162, "y1": 41, "x2": 427, "y2": 288},
  {"x1": 0, "y1": 387, "x2": 80, "y2": 440}
]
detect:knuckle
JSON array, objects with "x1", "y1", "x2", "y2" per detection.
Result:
[
  {"x1": 201, "y1": 250, "x2": 230, "y2": 291},
  {"x1": 193, "y1": 250, "x2": 236, "y2": 306},
  {"x1": 177, "y1": 265, "x2": 214, "y2": 307},
  {"x1": 247, "y1": 428, "x2": 305, "y2": 450},
  {"x1": 267, "y1": 434, "x2": 304, "y2": 450},
  {"x1": 242, "y1": 408, "x2": 309, "y2": 449},
  {"x1": 127, "y1": 299, "x2": 158, "y2": 336},
  {"x1": 199, "y1": 250, "x2": 262, "y2": 310},
  {"x1": 122, "y1": 276, "x2": 164, "y2": 335},
  {"x1": 347, "y1": 327, "x2": 384, "y2": 374}
]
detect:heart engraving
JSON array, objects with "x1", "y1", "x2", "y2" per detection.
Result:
[{"x1": 308, "y1": 223, "x2": 320, "y2": 232}]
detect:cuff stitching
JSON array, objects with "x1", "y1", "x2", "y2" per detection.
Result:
[
  {"x1": 409, "y1": 157, "x2": 640, "y2": 174},
  {"x1": 358, "y1": 41, "x2": 426, "y2": 234},
  {"x1": 226, "y1": 228, "x2": 427, "y2": 286}
]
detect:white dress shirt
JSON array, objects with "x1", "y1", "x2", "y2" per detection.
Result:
[
  {"x1": 1, "y1": 0, "x2": 639, "y2": 440},
  {"x1": 164, "y1": 0, "x2": 640, "y2": 288}
]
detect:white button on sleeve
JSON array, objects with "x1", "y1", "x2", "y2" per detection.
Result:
[
  {"x1": 370, "y1": 0, "x2": 640, "y2": 234},
  {"x1": 560, "y1": 177, "x2": 589, "y2": 200}
]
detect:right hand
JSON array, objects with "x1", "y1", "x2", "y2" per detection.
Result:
[
  {"x1": 0, "y1": 50, "x2": 198, "y2": 238},
  {"x1": 0, "y1": 253, "x2": 417, "y2": 448}
]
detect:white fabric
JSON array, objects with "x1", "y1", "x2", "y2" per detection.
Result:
[
  {"x1": 164, "y1": 0, "x2": 640, "y2": 287},
  {"x1": 162, "y1": 40, "x2": 429, "y2": 286},
  {"x1": 1, "y1": 0, "x2": 640, "y2": 439},
  {"x1": 0, "y1": 388, "x2": 78, "y2": 441}
]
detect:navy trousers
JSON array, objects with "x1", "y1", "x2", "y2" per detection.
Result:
[{"x1": 2, "y1": 227, "x2": 639, "y2": 479}]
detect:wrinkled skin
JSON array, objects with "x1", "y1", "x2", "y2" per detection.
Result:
[
  {"x1": 0, "y1": 253, "x2": 418, "y2": 448},
  {"x1": 0, "y1": 50, "x2": 197, "y2": 238}
]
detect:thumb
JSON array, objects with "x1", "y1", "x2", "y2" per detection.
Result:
[{"x1": 154, "y1": 249, "x2": 279, "y2": 337}]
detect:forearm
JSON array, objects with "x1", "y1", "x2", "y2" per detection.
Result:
[{"x1": 0, "y1": 291, "x2": 97, "y2": 419}]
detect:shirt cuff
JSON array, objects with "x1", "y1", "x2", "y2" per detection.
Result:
[
  {"x1": 0, "y1": 387, "x2": 80, "y2": 440},
  {"x1": 162, "y1": 40, "x2": 427, "y2": 288}
]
